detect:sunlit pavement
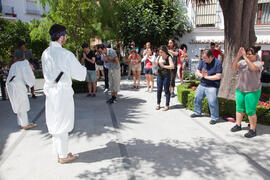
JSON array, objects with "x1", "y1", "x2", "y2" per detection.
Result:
[{"x1": 0, "y1": 78, "x2": 270, "y2": 180}]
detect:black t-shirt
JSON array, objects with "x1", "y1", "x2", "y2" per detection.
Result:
[
  {"x1": 85, "y1": 51, "x2": 96, "y2": 70},
  {"x1": 158, "y1": 56, "x2": 171, "y2": 77},
  {"x1": 168, "y1": 49, "x2": 179, "y2": 68}
]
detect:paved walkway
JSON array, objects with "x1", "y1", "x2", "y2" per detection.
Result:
[{"x1": 0, "y1": 78, "x2": 270, "y2": 180}]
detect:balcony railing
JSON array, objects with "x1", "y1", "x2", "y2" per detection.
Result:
[
  {"x1": 26, "y1": 1, "x2": 41, "y2": 15},
  {"x1": 195, "y1": 0, "x2": 217, "y2": 27}
]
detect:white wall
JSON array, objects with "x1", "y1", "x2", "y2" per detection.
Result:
[
  {"x1": 2, "y1": 0, "x2": 47, "y2": 22},
  {"x1": 180, "y1": 1, "x2": 270, "y2": 61}
]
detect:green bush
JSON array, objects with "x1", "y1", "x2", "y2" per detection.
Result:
[
  {"x1": 262, "y1": 86, "x2": 270, "y2": 95},
  {"x1": 183, "y1": 71, "x2": 199, "y2": 81},
  {"x1": 184, "y1": 90, "x2": 209, "y2": 114},
  {"x1": 256, "y1": 106, "x2": 270, "y2": 125},
  {"x1": 186, "y1": 91, "x2": 195, "y2": 111},
  {"x1": 34, "y1": 70, "x2": 43, "y2": 79},
  {"x1": 202, "y1": 98, "x2": 210, "y2": 114},
  {"x1": 177, "y1": 83, "x2": 270, "y2": 125},
  {"x1": 72, "y1": 80, "x2": 88, "y2": 93},
  {"x1": 218, "y1": 98, "x2": 236, "y2": 118}
]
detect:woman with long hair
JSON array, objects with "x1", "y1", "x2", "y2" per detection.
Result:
[
  {"x1": 128, "y1": 49, "x2": 142, "y2": 88},
  {"x1": 178, "y1": 44, "x2": 188, "y2": 83},
  {"x1": 142, "y1": 48, "x2": 156, "y2": 92},
  {"x1": 154, "y1": 46, "x2": 175, "y2": 111},
  {"x1": 167, "y1": 39, "x2": 179, "y2": 97}
]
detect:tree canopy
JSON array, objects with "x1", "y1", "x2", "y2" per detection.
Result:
[
  {"x1": 116, "y1": 0, "x2": 192, "y2": 47},
  {"x1": 37, "y1": 0, "x2": 191, "y2": 48},
  {"x1": 0, "y1": 19, "x2": 31, "y2": 61}
]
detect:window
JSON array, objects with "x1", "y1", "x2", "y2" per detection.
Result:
[
  {"x1": 0, "y1": 0, "x2": 2, "y2": 14},
  {"x1": 195, "y1": 0, "x2": 217, "y2": 27},
  {"x1": 25, "y1": 0, "x2": 41, "y2": 15},
  {"x1": 256, "y1": 2, "x2": 270, "y2": 25}
]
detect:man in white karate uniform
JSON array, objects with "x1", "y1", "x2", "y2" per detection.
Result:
[
  {"x1": 42, "y1": 24, "x2": 86, "y2": 164},
  {"x1": 6, "y1": 59, "x2": 36, "y2": 130}
]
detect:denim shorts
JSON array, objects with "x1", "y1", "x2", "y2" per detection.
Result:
[
  {"x1": 145, "y1": 68, "x2": 153, "y2": 74},
  {"x1": 86, "y1": 70, "x2": 96, "y2": 82}
]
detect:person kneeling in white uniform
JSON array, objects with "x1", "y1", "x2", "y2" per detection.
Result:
[
  {"x1": 6, "y1": 60, "x2": 36, "y2": 130},
  {"x1": 41, "y1": 24, "x2": 86, "y2": 164}
]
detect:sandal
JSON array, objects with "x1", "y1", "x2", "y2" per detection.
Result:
[
  {"x1": 155, "y1": 105, "x2": 160, "y2": 110},
  {"x1": 58, "y1": 152, "x2": 79, "y2": 164},
  {"x1": 21, "y1": 123, "x2": 37, "y2": 130},
  {"x1": 162, "y1": 106, "x2": 169, "y2": 111}
]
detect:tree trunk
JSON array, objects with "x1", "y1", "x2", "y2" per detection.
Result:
[{"x1": 218, "y1": 0, "x2": 258, "y2": 100}]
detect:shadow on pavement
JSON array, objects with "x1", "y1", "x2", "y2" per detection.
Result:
[
  {"x1": 76, "y1": 138, "x2": 268, "y2": 180},
  {"x1": 0, "y1": 95, "x2": 46, "y2": 159}
]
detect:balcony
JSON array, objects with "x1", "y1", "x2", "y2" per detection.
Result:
[{"x1": 25, "y1": 1, "x2": 42, "y2": 15}]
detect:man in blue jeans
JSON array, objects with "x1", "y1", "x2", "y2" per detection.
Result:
[{"x1": 190, "y1": 49, "x2": 222, "y2": 124}]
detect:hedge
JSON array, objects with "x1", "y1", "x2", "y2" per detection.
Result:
[
  {"x1": 177, "y1": 81, "x2": 270, "y2": 125},
  {"x1": 34, "y1": 70, "x2": 44, "y2": 79},
  {"x1": 72, "y1": 80, "x2": 88, "y2": 93},
  {"x1": 33, "y1": 70, "x2": 88, "y2": 93}
]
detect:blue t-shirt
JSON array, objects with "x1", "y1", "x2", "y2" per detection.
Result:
[{"x1": 198, "y1": 58, "x2": 223, "y2": 88}]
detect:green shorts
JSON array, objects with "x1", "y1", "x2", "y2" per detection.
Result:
[{"x1": 235, "y1": 89, "x2": 261, "y2": 116}]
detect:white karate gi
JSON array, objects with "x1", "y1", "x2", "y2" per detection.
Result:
[
  {"x1": 6, "y1": 60, "x2": 35, "y2": 127},
  {"x1": 42, "y1": 42, "x2": 86, "y2": 158}
]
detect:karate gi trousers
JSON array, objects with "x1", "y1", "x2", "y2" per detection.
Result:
[
  {"x1": 52, "y1": 133, "x2": 69, "y2": 158},
  {"x1": 17, "y1": 111, "x2": 29, "y2": 127}
]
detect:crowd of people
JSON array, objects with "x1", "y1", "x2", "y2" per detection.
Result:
[{"x1": 3, "y1": 23, "x2": 264, "y2": 164}]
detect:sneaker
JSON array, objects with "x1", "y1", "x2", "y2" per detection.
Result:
[
  {"x1": 86, "y1": 94, "x2": 91, "y2": 97},
  {"x1": 231, "y1": 124, "x2": 242, "y2": 132},
  {"x1": 104, "y1": 88, "x2": 109, "y2": 93},
  {"x1": 244, "y1": 130, "x2": 256, "y2": 138},
  {"x1": 92, "y1": 94, "x2": 96, "y2": 97},
  {"x1": 146, "y1": 89, "x2": 149, "y2": 92},
  {"x1": 209, "y1": 120, "x2": 217, "y2": 125},
  {"x1": 171, "y1": 92, "x2": 176, "y2": 98},
  {"x1": 106, "y1": 98, "x2": 113, "y2": 104},
  {"x1": 108, "y1": 98, "x2": 117, "y2": 104},
  {"x1": 190, "y1": 113, "x2": 202, "y2": 118}
]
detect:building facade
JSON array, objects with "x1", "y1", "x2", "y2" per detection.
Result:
[
  {"x1": 0, "y1": 0, "x2": 48, "y2": 22},
  {"x1": 179, "y1": 0, "x2": 270, "y2": 70}
]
